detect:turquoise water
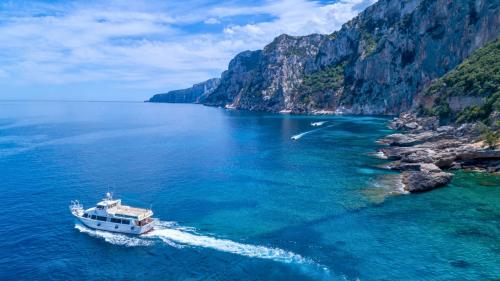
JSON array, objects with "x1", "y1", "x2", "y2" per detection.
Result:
[{"x1": 0, "y1": 101, "x2": 498, "y2": 281}]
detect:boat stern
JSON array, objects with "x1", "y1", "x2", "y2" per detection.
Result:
[{"x1": 138, "y1": 218, "x2": 157, "y2": 234}]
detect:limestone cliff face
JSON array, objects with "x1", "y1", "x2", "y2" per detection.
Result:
[
  {"x1": 201, "y1": 34, "x2": 326, "y2": 111},
  {"x1": 151, "y1": 0, "x2": 499, "y2": 115},
  {"x1": 149, "y1": 78, "x2": 220, "y2": 103},
  {"x1": 320, "y1": 0, "x2": 500, "y2": 114}
]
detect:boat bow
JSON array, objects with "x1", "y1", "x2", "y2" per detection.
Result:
[{"x1": 70, "y1": 200, "x2": 84, "y2": 217}]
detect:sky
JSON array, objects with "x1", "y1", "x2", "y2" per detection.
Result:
[{"x1": 0, "y1": 0, "x2": 376, "y2": 101}]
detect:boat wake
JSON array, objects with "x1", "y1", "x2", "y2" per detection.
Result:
[
  {"x1": 291, "y1": 125, "x2": 334, "y2": 140},
  {"x1": 146, "y1": 221, "x2": 312, "y2": 265},
  {"x1": 75, "y1": 221, "x2": 327, "y2": 271},
  {"x1": 291, "y1": 131, "x2": 311, "y2": 140}
]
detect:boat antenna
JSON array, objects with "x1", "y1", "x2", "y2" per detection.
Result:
[{"x1": 105, "y1": 185, "x2": 115, "y2": 200}]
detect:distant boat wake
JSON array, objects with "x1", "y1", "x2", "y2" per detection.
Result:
[
  {"x1": 74, "y1": 221, "x2": 328, "y2": 272},
  {"x1": 291, "y1": 125, "x2": 334, "y2": 140}
]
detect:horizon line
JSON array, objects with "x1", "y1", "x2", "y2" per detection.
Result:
[{"x1": 0, "y1": 99, "x2": 147, "y2": 103}]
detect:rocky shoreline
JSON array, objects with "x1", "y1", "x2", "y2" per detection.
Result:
[{"x1": 377, "y1": 113, "x2": 499, "y2": 193}]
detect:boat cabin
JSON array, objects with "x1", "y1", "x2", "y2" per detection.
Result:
[{"x1": 82, "y1": 194, "x2": 153, "y2": 227}]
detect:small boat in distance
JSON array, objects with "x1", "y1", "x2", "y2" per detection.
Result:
[
  {"x1": 311, "y1": 121, "x2": 327, "y2": 127},
  {"x1": 70, "y1": 193, "x2": 156, "y2": 235}
]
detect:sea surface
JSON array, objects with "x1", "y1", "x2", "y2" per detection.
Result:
[{"x1": 0, "y1": 101, "x2": 498, "y2": 281}]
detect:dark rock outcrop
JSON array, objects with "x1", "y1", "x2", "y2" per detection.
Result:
[
  {"x1": 402, "y1": 169, "x2": 453, "y2": 193},
  {"x1": 379, "y1": 113, "x2": 499, "y2": 193}
]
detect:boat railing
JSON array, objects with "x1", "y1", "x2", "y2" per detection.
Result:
[{"x1": 69, "y1": 200, "x2": 83, "y2": 216}]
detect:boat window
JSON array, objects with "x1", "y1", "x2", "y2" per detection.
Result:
[
  {"x1": 110, "y1": 218, "x2": 121, "y2": 223},
  {"x1": 83, "y1": 213, "x2": 89, "y2": 218},
  {"x1": 121, "y1": 219, "x2": 130, "y2": 225},
  {"x1": 91, "y1": 215, "x2": 97, "y2": 220},
  {"x1": 96, "y1": 206, "x2": 104, "y2": 210},
  {"x1": 96, "y1": 216, "x2": 107, "y2": 221}
]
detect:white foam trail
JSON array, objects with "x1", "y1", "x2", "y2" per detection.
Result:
[
  {"x1": 396, "y1": 175, "x2": 409, "y2": 195},
  {"x1": 75, "y1": 221, "x2": 328, "y2": 273},
  {"x1": 372, "y1": 174, "x2": 409, "y2": 195},
  {"x1": 158, "y1": 237, "x2": 185, "y2": 249},
  {"x1": 291, "y1": 125, "x2": 334, "y2": 140},
  {"x1": 144, "y1": 221, "x2": 320, "y2": 267},
  {"x1": 291, "y1": 131, "x2": 310, "y2": 140},
  {"x1": 147, "y1": 227, "x2": 307, "y2": 264},
  {"x1": 74, "y1": 224, "x2": 153, "y2": 247},
  {"x1": 372, "y1": 151, "x2": 388, "y2": 159}
]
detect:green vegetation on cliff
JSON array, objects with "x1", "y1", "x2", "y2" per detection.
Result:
[
  {"x1": 361, "y1": 32, "x2": 377, "y2": 57},
  {"x1": 419, "y1": 38, "x2": 500, "y2": 124},
  {"x1": 302, "y1": 63, "x2": 345, "y2": 94},
  {"x1": 478, "y1": 122, "x2": 499, "y2": 149},
  {"x1": 298, "y1": 62, "x2": 346, "y2": 107}
]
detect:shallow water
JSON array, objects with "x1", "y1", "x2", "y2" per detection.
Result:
[{"x1": 0, "y1": 101, "x2": 498, "y2": 280}]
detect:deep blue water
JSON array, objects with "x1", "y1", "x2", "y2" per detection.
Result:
[{"x1": 0, "y1": 101, "x2": 498, "y2": 281}]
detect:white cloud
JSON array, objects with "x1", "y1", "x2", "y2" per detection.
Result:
[
  {"x1": 0, "y1": 0, "x2": 376, "y2": 99},
  {"x1": 204, "y1": 17, "x2": 221, "y2": 24}
]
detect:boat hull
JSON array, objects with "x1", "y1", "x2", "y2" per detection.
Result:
[{"x1": 76, "y1": 216, "x2": 155, "y2": 235}]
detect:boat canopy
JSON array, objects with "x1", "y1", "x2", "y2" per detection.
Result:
[
  {"x1": 111, "y1": 205, "x2": 153, "y2": 221},
  {"x1": 91, "y1": 193, "x2": 153, "y2": 221}
]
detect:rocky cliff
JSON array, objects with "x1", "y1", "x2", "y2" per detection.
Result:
[
  {"x1": 150, "y1": 0, "x2": 499, "y2": 115},
  {"x1": 377, "y1": 39, "x2": 499, "y2": 193},
  {"x1": 414, "y1": 37, "x2": 499, "y2": 125},
  {"x1": 149, "y1": 78, "x2": 220, "y2": 103}
]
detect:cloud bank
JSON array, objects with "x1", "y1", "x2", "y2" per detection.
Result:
[{"x1": 0, "y1": 0, "x2": 375, "y2": 100}]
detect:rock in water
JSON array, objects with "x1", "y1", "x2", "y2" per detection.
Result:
[{"x1": 402, "y1": 170, "x2": 453, "y2": 193}]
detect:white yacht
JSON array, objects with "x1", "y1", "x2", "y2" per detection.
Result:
[{"x1": 70, "y1": 193, "x2": 156, "y2": 235}]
